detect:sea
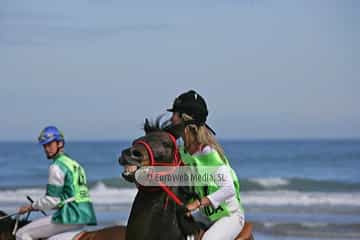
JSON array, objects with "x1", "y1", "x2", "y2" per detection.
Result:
[{"x1": 0, "y1": 140, "x2": 359, "y2": 240}]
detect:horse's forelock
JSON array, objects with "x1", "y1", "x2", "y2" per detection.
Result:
[
  {"x1": 135, "y1": 125, "x2": 175, "y2": 164},
  {"x1": 143, "y1": 115, "x2": 172, "y2": 134},
  {"x1": 141, "y1": 116, "x2": 174, "y2": 149}
]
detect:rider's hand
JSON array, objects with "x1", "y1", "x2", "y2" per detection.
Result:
[
  {"x1": 18, "y1": 204, "x2": 33, "y2": 214},
  {"x1": 185, "y1": 200, "x2": 201, "y2": 217}
]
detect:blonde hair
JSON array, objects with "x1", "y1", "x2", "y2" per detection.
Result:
[{"x1": 181, "y1": 113, "x2": 226, "y2": 163}]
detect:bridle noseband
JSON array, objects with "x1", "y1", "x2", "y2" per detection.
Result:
[{"x1": 134, "y1": 133, "x2": 184, "y2": 206}]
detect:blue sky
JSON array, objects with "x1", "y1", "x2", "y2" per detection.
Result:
[{"x1": 1, "y1": 0, "x2": 359, "y2": 140}]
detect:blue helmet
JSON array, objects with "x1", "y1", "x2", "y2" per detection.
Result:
[{"x1": 38, "y1": 126, "x2": 65, "y2": 145}]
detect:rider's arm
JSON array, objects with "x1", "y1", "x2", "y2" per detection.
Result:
[
  {"x1": 193, "y1": 146, "x2": 236, "y2": 209},
  {"x1": 206, "y1": 165, "x2": 236, "y2": 209},
  {"x1": 32, "y1": 164, "x2": 63, "y2": 211}
]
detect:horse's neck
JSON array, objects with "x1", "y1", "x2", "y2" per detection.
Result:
[
  {"x1": 135, "y1": 189, "x2": 171, "y2": 209},
  {"x1": 0, "y1": 219, "x2": 17, "y2": 240},
  {"x1": 126, "y1": 188, "x2": 183, "y2": 240},
  {"x1": 136, "y1": 187, "x2": 185, "y2": 209}
]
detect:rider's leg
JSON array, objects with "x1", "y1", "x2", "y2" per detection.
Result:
[
  {"x1": 201, "y1": 210, "x2": 245, "y2": 240},
  {"x1": 16, "y1": 215, "x2": 84, "y2": 240}
]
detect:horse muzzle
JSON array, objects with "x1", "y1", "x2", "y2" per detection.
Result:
[{"x1": 119, "y1": 148, "x2": 143, "y2": 182}]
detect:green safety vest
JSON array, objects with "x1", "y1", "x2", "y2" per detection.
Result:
[
  {"x1": 180, "y1": 147, "x2": 243, "y2": 222},
  {"x1": 47, "y1": 153, "x2": 97, "y2": 225}
]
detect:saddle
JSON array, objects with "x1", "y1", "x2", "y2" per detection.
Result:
[
  {"x1": 235, "y1": 222, "x2": 254, "y2": 240},
  {"x1": 73, "y1": 226, "x2": 126, "y2": 240}
]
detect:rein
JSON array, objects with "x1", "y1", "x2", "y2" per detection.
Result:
[
  {"x1": 0, "y1": 213, "x2": 18, "y2": 221},
  {"x1": 135, "y1": 133, "x2": 184, "y2": 206}
]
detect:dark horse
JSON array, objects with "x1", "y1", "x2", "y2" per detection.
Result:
[
  {"x1": 118, "y1": 119, "x2": 254, "y2": 240},
  {"x1": 0, "y1": 210, "x2": 29, "y2": 240},
  {"x1": 0, "y1": 210, "x2": 126, "y2": 240}
]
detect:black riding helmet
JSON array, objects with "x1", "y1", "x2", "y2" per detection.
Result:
[{"x1": 167, "y1": 90, "x2": 215, "y2": 135}]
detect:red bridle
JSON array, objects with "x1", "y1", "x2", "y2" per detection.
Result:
[
  {"x1": 134, "y1": 133, "x2": 184, "y2": 206},
  {"x1": 135, "y1": 133, "x2": 181, "y2": 167}
]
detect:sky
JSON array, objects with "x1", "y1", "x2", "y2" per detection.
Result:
[{"x1": 1, "y1": 0, "x2": 359, "y2": 141}]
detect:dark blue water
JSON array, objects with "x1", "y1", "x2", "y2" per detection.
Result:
[
  {"x1": 223, "y1": 139, "x2": 360, "y2": 183},
  {"x1": 1, "y1": 140, "x2": 360, "y2": 239},
  {"x1": 1, "y1": 140, "x2": 359, "y2": 188},
  {"x1": 0, "y1": 141, "x2": 128, "y2": 188}
]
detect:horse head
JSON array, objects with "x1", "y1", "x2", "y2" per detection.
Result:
[{"x1": 119, "y1": 118, "x2": 179, "y2": 183}]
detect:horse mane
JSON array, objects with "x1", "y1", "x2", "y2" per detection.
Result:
[
  {"x1": 143, "y1": 115, "x2": 172, "y2": 134},
  {"x1": 143, "y1": 115, "x2": 182, "y2": 141},
  {"x1": 0, "y1": 211, "x2": 14, "y2": 239},
  {"x1": 0, "y1": 210, "x2": 11, "y2": 228}
]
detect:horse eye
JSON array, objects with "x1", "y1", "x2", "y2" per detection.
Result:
[{"x1": 131, "y1": 149, "x2": 143, "y2": 158}]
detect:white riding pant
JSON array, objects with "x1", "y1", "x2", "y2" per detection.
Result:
[
  {"x1": 202, "y1": 210, "x2": 245, "y2": 240},
  {"x1": 16, "y1": 215, "x2": 84, "y2": 240}
]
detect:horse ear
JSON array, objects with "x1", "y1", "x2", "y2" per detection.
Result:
[{"x1": 144, "y1": 118, "x2": 151, "y2": 134}]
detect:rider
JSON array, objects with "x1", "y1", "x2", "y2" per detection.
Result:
[
  {"x1": 16, "y1": 126, "x2": 97, "y2": 240},
  {"x1": 167, "y1": 90, "x2": 245, "y2": 240}
]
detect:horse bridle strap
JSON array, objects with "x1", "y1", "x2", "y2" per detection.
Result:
[
  {"x1": 135, "y1": 134, "x2": 181, "y2": 167},
  {"x1": 135, "y1": 133, "x2": 184, "y2": 206},
  {"x1": 158, "y1": 181, "x2": 183, "y2": 206}
]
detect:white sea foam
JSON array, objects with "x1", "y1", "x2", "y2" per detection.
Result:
[
  {"x1": 0, "y1": 183, "x2": 359, "y2": 207},
  {"x1": 242, "y1": 190, "x2": 360, "y2": 206},
  {"x1": 300, "y1": 222, "x2": 329, "y2": 228},
  {"x1": 90, "y1": 182, "x2": 137, "y2": 205},
  {"x1": 249, "y1": 177, "x2": 290, "y2": 188},
  {"x1": 0, "y1": 182, "x2": 137, "y2": 205},
  {"x1": 0, "y1": 188, "x2": 46, "y2": 203}
]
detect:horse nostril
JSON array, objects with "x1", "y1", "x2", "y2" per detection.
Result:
[{"x1": 119, "y1": 148, "x2": 131, "y2": 165}]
